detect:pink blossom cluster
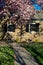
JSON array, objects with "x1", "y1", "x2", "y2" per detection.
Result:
[{"x1": 6, "y1": 0, "x2": 35, "y2": 20}]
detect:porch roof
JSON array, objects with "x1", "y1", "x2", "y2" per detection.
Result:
[{"x1": 32, "y1": 12, "x2": 43, "y2": 20}]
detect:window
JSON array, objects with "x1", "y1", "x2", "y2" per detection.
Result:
[
  {"x1": 30, "y1": 23, "x2": 39, "y2": 32},
  {"x1": 26, "y1": 24, "x2": 29, "y2": 32},
  {"x1": 26, "y1": 23, "x2": 39, "y2": 32},
  {"x1": 7, "y1": 24, "x2": 16, "y2": 32}
]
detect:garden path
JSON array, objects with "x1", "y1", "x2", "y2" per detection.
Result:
[{"x1": 9, "y1": 43, "x2": 39, "y2": 65}]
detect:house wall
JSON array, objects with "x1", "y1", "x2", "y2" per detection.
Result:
[
  {"x1": 39, "y1": 20, "x2": 43, "y2": 31},
  {"x1": 7, "y1": 20, "x2": 43, "y2": 42}
]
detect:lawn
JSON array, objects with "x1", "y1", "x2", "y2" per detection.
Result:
[
  {"x1": 22, "y1": 43, "x2": 43, "y2": 65},
  {"x1": 0, "y1": 46, "x2": 14, "y2": 65}
]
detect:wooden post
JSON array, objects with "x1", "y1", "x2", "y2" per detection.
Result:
[{"x1": 29, "y1": 24, "x2": 30, "y2": 33}]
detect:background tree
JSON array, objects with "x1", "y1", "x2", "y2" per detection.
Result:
[
  {"x1": 0, "y1": 6, "x2": 10, "y2": 40},
  {"x1": 37, "y1": 0, "x2": 43, "y2": 5}
]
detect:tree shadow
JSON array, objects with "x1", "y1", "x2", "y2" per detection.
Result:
[{"x1": 14, "y1": 48, "x2": 26, "y2": 65}]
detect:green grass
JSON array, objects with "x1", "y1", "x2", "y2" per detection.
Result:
[
  {"x1": 22, "y1": 43, "x2": 43, "y2": 65},
  {"x1": 0, "y1": 46, "x2": 14, "y2": 65}
]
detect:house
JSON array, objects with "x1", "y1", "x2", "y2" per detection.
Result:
[
  {"x1": 26, "y1": 12, "x2": 43, "y2": 33},
  {"x1": 6, "y1": 12, "x2": 43, "y2": 42}
]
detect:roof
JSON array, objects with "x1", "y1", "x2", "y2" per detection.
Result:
[{"x1": 33, "y1": 12, "x2": 43, "y2": 20}]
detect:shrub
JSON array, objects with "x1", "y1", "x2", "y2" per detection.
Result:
[
  {"x1": 34, "y1": 38, "x2": 39, "y2": 42},
  {"x1": 16, "y1": 37, "x2": 20, "y2": 42}
]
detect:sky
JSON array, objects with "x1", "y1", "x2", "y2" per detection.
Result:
[
  {"x1": 31, "y1": 0, "x2": 42, "y2": 10},
  {"x1": 31, "y1": 0, "x2": 36, "y2": 3},
  {"x1": 33, "y1": 4, "x2": 41, "y2": 10}
]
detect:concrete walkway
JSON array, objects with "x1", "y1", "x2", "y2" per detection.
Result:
[{"x1": 9, "y1": 43, "x2": 39, "y2": 65}]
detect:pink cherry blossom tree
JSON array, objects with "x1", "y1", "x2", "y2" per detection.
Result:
[
  {"x1": 37, "y1": 0, "x2": 43, "y2": 5},
  {"x1": 5, "y1": 0, "x2": 35, "y2": 35},
  {"x1": 6, "y1": 0, "x2": 35, "y2": 35}
]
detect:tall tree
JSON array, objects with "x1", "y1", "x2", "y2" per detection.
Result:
[
  {"x1": 0, "y1": 0, "x2": 35, "y2": 40},
  {"x1": 37, "y1": 0, "x2": 43, "y2": 5},
  {"x1": 5, "y1": 0, "x2": 35, "y2": 35}
]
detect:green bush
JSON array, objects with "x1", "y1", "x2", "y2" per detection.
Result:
[
  {"x1": 22, "y1": 43, "x2": 43, "y2": 65},
  {"x1": 16, "y1": 37, "x2": 20, "y2": 42},
  {"x1": 0, "y1": 46, "x2": 14, "y2": 65}
]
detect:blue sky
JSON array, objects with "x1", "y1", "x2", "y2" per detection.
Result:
[
  {"x1": 31, "y1": 0, "x2": 42, "y2": 10},
  {"x1": 33, "y1": 4, "x2": 41, "y2": 10},
  {"x1": 0, "y1": 3, "x2": 5, "y2": 7},
  {"x1": 31, "y1": 0, "x2": 36, "y2": 3}
]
